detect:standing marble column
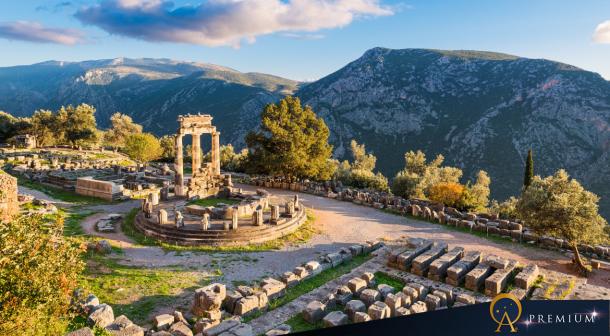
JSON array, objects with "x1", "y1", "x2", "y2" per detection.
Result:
[
  {"x1": 192, "y1": 133, "x2": 201, "y2": 176},
  {"x1": 212, "y1": 132, "x2": 221, "y2": 175},
  {"x1": 174, "y1": 134, "x2": 184, "y2": 196}
]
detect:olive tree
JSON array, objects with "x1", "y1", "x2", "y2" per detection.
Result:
[{"x1": 516, "y1": 170, "x2": 609, "y2": 273}]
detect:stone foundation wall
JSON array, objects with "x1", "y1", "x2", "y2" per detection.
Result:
[{"x1": 0, "y1": 171, "x2": 19, "y2": 222}]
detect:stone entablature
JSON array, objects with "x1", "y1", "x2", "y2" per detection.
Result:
[
  {"x1": 0, "y1": 170, "x2": 18, "y2": 222},
  {"x1": 75, "y1": 177, "x2": 124, "y2": 201}
]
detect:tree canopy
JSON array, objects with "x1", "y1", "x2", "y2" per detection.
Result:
[
  {"x1": 245, "y1": 96, "x2": 335, "y2": 180},
  {"x1": 335, "y1": 140, "x2": 389, "y2": 192},
  {"x1": 104, "y1": 112, "x2": 143, "y2": 149},
  {"x1": 523, "y1": 149, "x2": 534, "y2": 188},
  {"x1": 123, "y1": 133, "x2": 163, "y2": 164},
  {"x1": 516, "y1": 169, "x2": 609, "y2": 272}
]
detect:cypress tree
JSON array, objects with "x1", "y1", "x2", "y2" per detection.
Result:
[{"x1": 523, "y1": 149, "x2": 534, "y2": 188}]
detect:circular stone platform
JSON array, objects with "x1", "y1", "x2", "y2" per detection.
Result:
[{"x1": 134, "y1": 191, "x2": 308, "y2": 246}]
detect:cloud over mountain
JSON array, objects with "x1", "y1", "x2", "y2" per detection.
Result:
[
  {"x1": 593, "y1": 20, "x2": 610, "y2": 43},
  {"x1": 75, "y1": 0, "x2": 393, "y2": 47},
  {"x1": 0, "y1": 21, "x2": 84, "y2": 45}
]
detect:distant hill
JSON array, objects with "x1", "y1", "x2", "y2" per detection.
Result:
[
  {"x1": 1, "y1": 49, "x2": 609, "y2": 219},
  {"x1": 0, "y1": 57, "x2": 299, "y2": 146}
]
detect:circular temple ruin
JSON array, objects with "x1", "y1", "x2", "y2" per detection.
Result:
[{"x1": 135, "y1": 114, "x2": 307, "y2": 246}]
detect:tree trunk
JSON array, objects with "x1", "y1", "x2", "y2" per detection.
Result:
[{"x1": 571, "y1": 243, "x2": 588, "y2": 274}]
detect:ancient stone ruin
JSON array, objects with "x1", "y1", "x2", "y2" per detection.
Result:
[
  {"x1": 174, "y1": 114, "x2": 226, "y2": 199},
  {"x1": 0, "y1": 170, "x2": 18, "y2": 222}
]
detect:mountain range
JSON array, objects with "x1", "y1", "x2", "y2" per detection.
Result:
[{"x1": 1, "y1": 48, "x2": 609, "y2": 218}]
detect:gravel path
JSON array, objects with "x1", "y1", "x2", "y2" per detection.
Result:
[{"x1": 72, "y1": 184, "x2": 609, "y2": 287}]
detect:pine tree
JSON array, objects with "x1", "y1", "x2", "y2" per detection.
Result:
[
  {"x1": 245, "y1": 96, "x2": 335, "y2": 180},
  {"x1": 523, "y1": 149, "x2": 534, "y2": 188}
]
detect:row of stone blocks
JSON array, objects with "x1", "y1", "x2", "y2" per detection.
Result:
[
  {"x1": 248, "y1": 177, "x2": 610, "y2": 261},
  {"x1": 187, "y1": 241, "x2": 384, "y2": 335},
  {"x1": 302, "y1": 272, "x2": 485, "y2": 329},
  {"x1": 388, "y1": 238, "x2": 540, "y2": 298}
]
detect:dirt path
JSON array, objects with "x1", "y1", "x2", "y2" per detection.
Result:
[
  {"x1": 18, "y1": 185, "x2": 73, "y2": 207},
  {"x1": 74, "y1": 184, "x2": 609, "y2": 288}
]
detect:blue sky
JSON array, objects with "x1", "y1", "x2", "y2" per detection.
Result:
[{"x1": 0, "y1": 0, "x2": 609, "y2": 81}]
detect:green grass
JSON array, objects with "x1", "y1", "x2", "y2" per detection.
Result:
[
  {"x1": 63, "y1": 210, "x2": 97, "y2": 236},
  {"x1": 242, "y1": 254, "x2": 373, "y2": 323},
  {"x1": 286, "y1": 313, "x2": 325, "y2": 333},
  {"x1": 79, "y1": 254, "x2": 204, "y2": 325},
  {"x1": 186, "y1": 197, "x2": 240, "y2": 207},
  {"x1": 15, "y1": 176, "x2": 114, "y2": 205},
  {"x1": 66, "y1": 316, "x2": 112, "y2": 336},
  {"x1": 374, "y1": 271, "x2": 406, "y2": 289},
  {"x1": 122, "y1": 208, "x2": 319, "y2": 253}
]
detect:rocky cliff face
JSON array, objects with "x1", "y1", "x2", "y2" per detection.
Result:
[
  {"x1": 1, "y1": 50, "x2": 609, "y2": 218},
  {"x1": 296, "y1": 48, "x2": 610, "y2": 218}
]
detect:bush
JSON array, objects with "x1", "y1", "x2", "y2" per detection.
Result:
[
  {"x1": 489, "y1": 197, "x2": 519, "y2": 219},
  {"x1": 428, "y1": 182, "x2": 464, "y2": 208},
  {"x1": 347, "y1": 169, "x2": 390, "y2": 192},
  {"x1": 0, "y1": 215, "x2": 85, "y2": 335}
]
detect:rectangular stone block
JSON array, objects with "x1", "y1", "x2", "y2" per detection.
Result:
[
  {"x1": 484, "y1": 260, "x2": 519, "y2": 296},
  {"x1": 347, "y1": 277, "x2": 368, "y2": 295},
  {"x1": 396, "y1": 241, "x2": 433, "y2": 270},
  {"x1": 514, "y1": 264, "x2": 539, "y2": 290},
  {"x1": 428, "y1": 246, "x2": 464, "y2": 281},
  {"x1": 446, "y1": 251, "x2": 481, "y2": 286},
  {"x1": 345, "y1": 300, "x2": 366, "y2": 321},
  {"x1": 261, "y1": 278, "x2": 286, "y2": 300},
  {"x1": 411, "y1": 242, "x2": 449, "y2": 276},
  {"x1": 302, "y1": 301, "x2": 326, "y2": 324},
  {"x1": 482, "y1": 255, "x2": 510, "y2": 270},
  {"x1": 409, "y1": 301, "x2": 428, "y2": 314},
  {"x1": 465, "y1": 264, "x2": 493, "y2": 291},
  {"x1": 425, "y1": 294, "x2": 442, "y2": 311},
  {"x1": 367, "y1": 301, "x2": 391, "y2": 320}
]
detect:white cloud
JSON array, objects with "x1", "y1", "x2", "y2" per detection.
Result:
[
  {"x1": 0, "y1": 21, "x2": 84, "y2": 45},
  {"x1": 75, "y1": 0, "x2": 394, "y2": 47},
  {"x1": 593, "y1": 20, "x2": 610, "y2": 44}
]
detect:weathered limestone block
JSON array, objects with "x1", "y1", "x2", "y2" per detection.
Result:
[
  {"x1": 395, "y1": 307, "x2": 411, "y2": 316},
  {"x1": 360, "y1": 272, "x2": 375, "y2": 287},
  {"x1": 434, "y1": 286, "x2": 454, "y2": 306},
  {"x1": 203, "y1": 320, "x2": 240, "y2": 336},
  {"x1": 404, "y1": 283, "x2": 428, "y2": 301},
  {"x1": 425, "y1": 294, "x2": 442, "y2": 311},
  {"x1": 335, "y1": 285, "x2": 353, "y2": 305},
  {"x1": 105, "y1": 315, "x2": 144, "y2": 336},
  {"x1": 395, "y1": 292, "x2": 411, "y2": 308},
  {"x1": 265, "y1": 324, "x2": 291, "y2": 336},
  {"x1": 377, "y1": 284, "x2": 395, "y2": 300},
  {"x1": 256, "y1": 292, "x2": 268, "y2": 309},
  {"x1": 192, "y1": 284, "x2": 226, "y2": 316},
  {"x1": 482, "y1": 255, "x2": 510, "y2": 270},
  {"x1": 169, "y1": 322, "x2": 193, "y2": 336},
  {"x1": 409, "y1": 301, "x2": 428, "y2": 314},
  {"x1": 280, "y1": 272, "x2": 299, "y2": 287},
  {"x1": 347, "y1": 277, "x2": 368, "y2": 294},
  {"x1": 384, "y1": 293, "x2": 402, "y2": 316},
  {"x1": 195, "y1": 318, "x2": 220, "y2": 334},
  {"x1": 353, "y1": 312, "x2": 372, "y2": 323},
  {"x1": 431, "y1": 290, "x2": 448, "y2": 307},
  {"x1": 465, "y1": 264, "x2": 494, "y2": 291},
  {"x1": 411, "y1": 242, "x2": 449, "y2": 276},
  {"x1": 484, "y1": 260, "x2": 519, "y2": 296},
  {"x1": 339, "y1": 248, "x2": 353, "y2": 262},
  {"x1": 345, "y1": 300, "x2": 366, "y2": 321},
  {"x1": 360, "y1": 289, "x2": 380, "y2": 307},
  {"x1": 402, "y1": 286, "x2": 418, "y2": 303},
  {"x1": 428, "y1": 247, "x2": 464, "y2": 281},
  {"x1": 446, "y1": 251, "x2": 482, "y2": 286},
  {"x1": 231, "y1": 210, "x2": 238, "y2": 230},
  {"x1": 203, "y1": 309, "x2": 221, "y2": 321},
  {"x1": 236, "y1": 286, "x2": 254, "y2": 297},
  {"x1": 514, "y1": 264, "x2": 539, "y2": 290},
  {"x1": 455, "y1": 293, "x2": 476, "y2": 305},
  {"x1": 304, "y1": 261, "x2": 322, "y2": 276},
  {"x1": 158, "y1": 209, "x2": 168, "y2": 225},
  {"x1": 153, "y1": 314, "x2": 174, "y2": 330},
  {"x1": 88, "y1": 304, "x2": 115, "y2": 328},
  {"x1": 322, "y1": 311, "x2": 348, "y2": 328},
  {"x1": 302, "y1": 301, "x2": 326, "y2": 324},
  {"x1": 223, "y1": 291, "x2": 243, "y2": 314},
  {"x1": 293, "y1": 266, "x2": 310, "y2": 280},
  {"x1": 396, "y1": 240, "x2": 433, "y2": 270},
  {"x1": 368, "y1": 301, "x2": 391, "y2": 320},
  {"x1": 252, "y1": 209, "x2": 263, "y2": 226},
  {"x1": 270, "y1": 205, "x2": 280, "y2": 224},
  {"x1": 261, "y1": 278, "x2": 286, "y2": 300},
  {"x1": 234, "y1": 296, "x2": 259, "y2": 316},
  {"x1": 349, "y1": 244, "x2": 364, "y2": 256},
  {"x1": 325, "y1": 253, "x2": 343, "y2": 267}
]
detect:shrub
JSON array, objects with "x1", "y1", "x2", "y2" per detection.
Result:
[
  {"x1": 0, "y1": 215, "x2": 85, "y2": 335},
  {"x1": 428, "y1": 182, "x2": 465, "y2": 208}
]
